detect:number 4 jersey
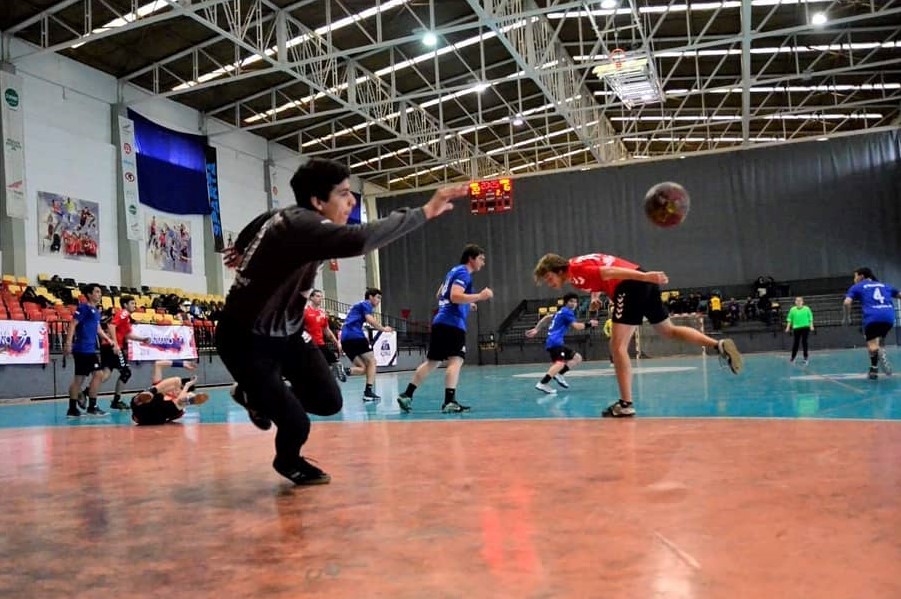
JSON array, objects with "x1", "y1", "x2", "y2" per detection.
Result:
[{"x1": 846, "y1": 280, "x2": 899, "y2": 326}]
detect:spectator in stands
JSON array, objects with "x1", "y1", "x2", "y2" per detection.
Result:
[
  {"x1": 525, "y1": 293, "x2": 597, "y2": 394},
  {"x1": 785, "y1": 297, "x2": 814, "y2": 365},
  {"x1": 395, "y1": 244, "x2": 492, "y2": 414},
  {"x1": 532, "y1": 252, "x2": 743, "y2": 418},
  {"x1": 131, "y1": 360, "x2": 206, "y2": 425},
  {"x1": 19, "y1": 286, "x2": 51, "y2": 309},
  {"x1": 708, "y1": 292, "x2": 724, "y2": 331},
  {"x1": 64, "y1": 283, "x2": 115, "y2": 417},
  {"x1": 726, "y1": 298, "x2": 741, "y2": 326},
  {"x1": 177, "y1": 299, "x2": 195, "y2": 324},
  {"x1": 340, "y1": 288, "x2": 393, "y2": 401},
  {"x1": 843, "y1": 267, "x2": 898, "y2": 379},
  {"x1": 216, "y1": 157, "x2": 467, "y2": 485}
]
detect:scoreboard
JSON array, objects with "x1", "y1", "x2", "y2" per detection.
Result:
[{"x1": 469, "y1": 178, "x2": 513, "y2": 214}]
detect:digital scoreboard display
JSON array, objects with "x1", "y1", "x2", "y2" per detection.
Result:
[{"x1": 469, "y1": 178, "x2": 513, "y2": 215}]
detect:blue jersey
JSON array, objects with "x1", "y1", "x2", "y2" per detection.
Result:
[
  {"x1": 846, "y1": 280, "x2": 899, "y2": 326},
  {"x1": 340, "y1": 300, "x2": 373, "y2": 341},
  {"x1": 545, "y1": 306, "x2": 576, "y2": 349},
  {"x1": 433, "y1": 265, "x2": 473, "y2": 331},
  {"x1": 73, "y1": 303, "x2": 101, "y2": 353}
]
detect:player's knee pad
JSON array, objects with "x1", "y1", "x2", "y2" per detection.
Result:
[{"x1": 119, "y1": 366, "x2": 132, "y2": 384}]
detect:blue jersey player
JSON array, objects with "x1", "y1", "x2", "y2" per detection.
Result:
[
  {"x1": 843, "y1": 267, "x2": 899, "y2": 379},
  {"x1": 340, "y1": 288, "x2": 393, "y2": 401},
  {"x1": 525, "y1": 293, "x2": 598, "y2": 394},
  {"x1": 397, "y1": 244, "x2": 492, "y2": 414}
]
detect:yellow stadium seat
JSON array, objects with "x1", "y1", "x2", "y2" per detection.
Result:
[
  {"x1": 7, "y1": 284, "x2": 20, "y2": 294},
  {"x1": 17, "y1": 277, "x2": 28, "y2": 286},
  {"x1": 557, "y1": 298, "x2": 564, "y2": 306},
  {"x1": 37, "y1": 273, "x2": 51, "y2": 283},
  {"x1": 548, "y1": 306, "x2": 557, "y2": 314},
  {"x1": 36, "y1": 286, "x2": 48, "y2": 295},
  {"x1": 538, "y1": 307, "x2": 548, "y2": 316},
  {"x1": 2, "y1": 274, "x2": 15, "y2": 284},
  {"x1": 101, "y1": 296, "x2": 113, "y2": 309}
]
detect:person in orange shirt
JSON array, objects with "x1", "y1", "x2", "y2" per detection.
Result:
[
  {"x1": 533, "y1": 252, "x2": 743, "y2": 418},
  {"x1": 303, "y1": 290, "x2": 346, "y2": 382}
]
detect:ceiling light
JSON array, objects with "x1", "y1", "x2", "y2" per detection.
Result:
[
  {"x1": 600, "y1": 0, "x2": 619, "y2": 8},
  {"x1": 811, "y1": 12, "x2": 827, "y2": 26},
  {"x1": 512, "y1": 116, "x2": 525, "y2": 126},
  {"x1": 422, "y1": 31, "x2": 438, "y2": 47},
  {"x1": 817, "y1": 137, "x2": 828, "y2": 141}
]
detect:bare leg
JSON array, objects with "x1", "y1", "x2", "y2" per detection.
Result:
[
  {"x1": 443, "y1": 356, "x2": 465, "y2": 389},
  {"x1": 611, "y1": 324, "x2": 638, "y2": 404}
]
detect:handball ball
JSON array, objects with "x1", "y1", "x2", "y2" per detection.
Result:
[{"x1": 644, "y1": 182, "x2": 689, "y2": 228}]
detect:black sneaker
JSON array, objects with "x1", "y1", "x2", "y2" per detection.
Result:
[
  {"x1": 602, "y1": 399, "x2": 636, "y2": 418},
  {"x1": 334, "y1": 363, "x2": 347, "y2": 382},
  {"x1": 441, "y1": 400, "x2": 470, "y2": 413},
  {"x1": 362, "y1": 391, "x2": 381, "y2": 402},
  {"x1": 110, "y1": 399, "x2": 130, "y2": 410},
  {"x1": 76, "y1": 391, "x2": 87, "y2": 410},
  {"x1": 86, "y1": 406, "x2": 108, "y2": 416},
  {"x1": 273, "y1": 456, "x2": 331, "y2": 485},
  {"x1": 231, "y1": 383, "x2": 272, "y2": 430},
  {"x1": 868, "y1": 366, "x2": 878, "y2": 380},
  {"x1": 879, "y1": 350, "x2": 893, "y2": 376},
  {"x1": 67, "y1": 406, "x2": 82, "y2": 417},
  {"x1": 397, "y1": 394, "x2": 413, "y2": 413}
]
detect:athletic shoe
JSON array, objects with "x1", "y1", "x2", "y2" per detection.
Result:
[
  {"x1": 76, "y1": 391, "x2": 87, "y2": 410},
  {"x1": 717, "y1": 339, "x2": 743, "y2": 374},
  {"x1": 535, "y1": 382, "x2": 557, "y2": 394},
  {"x1": 185, "y1": 392, "x2": 209, "y2": 406},
  {"x1": 273, "y1": 456, "x2": 330, "y2": 486},
  {"x1": 334, "y1": 363, "x2": 347, "y2": 382},
  {"x1": 67, "y1": 406, "x2": 82, "y2": 417},
  {"x1": 231, "y1": 383, "x2": 272, "y2": 431},
  {"x1": 553, "y1": 374, "x2": 570, "y2": 389},
  {"x1": 868, "y1": 366, "x2": 878, "y2": 380},
  {"x1": 397, "y1": 394, "x2": 413, "y2": 413},
  {"x1": 86, "y1": 406, "x2": 107, "y2": 416},
  {"x1": 801, "y1": 359, "x2": 809, "y2": 367},
  {"x1": 362, "y1": 391, "x2": 381, "y2": 402},
  {"x1": 110, "y1": 399, "x2": 130, "y2": 410},
  {"x1": 879, "y1": 350, "x2": 893, "y2": 376},
  {"x1": 441, "y1": 400, "x2": 470, "y2": 413},
  {"x1": 601, "y1": 399, "x2": 635, "y2": 418}
]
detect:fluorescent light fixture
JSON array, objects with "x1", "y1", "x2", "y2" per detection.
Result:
[
  {"x1": 600, "y1": 0, "x2": 619, "y2": 8},
  {"x1": 576, "y1": 41, "x2": 901, "y2": 61},
  {"x1": 811, "y1": 12, "x2": 828, "y2": 26},
  {"x1": 512, "y1": 116, "x2": 525, "y2": 126},
  {"x1": 72, "y1": 0, "x2": 168, "y2": 48},
  {"x1": 548, "y1": 0, "x2": 832, "y2": 19},
  {"x1": 817, "y1": 136, "x2": 829, "y2": 141},
  {"x1": 423, "y1": 31, "x2": 438, "y2": 47}
]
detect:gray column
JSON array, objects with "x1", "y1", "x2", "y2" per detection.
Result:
[
  {"x1": 0, "y1": 62, "x2": 26, "y2": 276},
  {"x1": 112, "y1": 101, "x2": 142, "y2": 290}
]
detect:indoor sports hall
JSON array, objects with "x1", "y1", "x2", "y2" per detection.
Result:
[{"x1": 1, "y1": 2, "x2": 899, "y2": 598}]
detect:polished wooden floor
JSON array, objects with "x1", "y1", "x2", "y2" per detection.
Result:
[{"x1": 1, "y1": 350, "x2": 900, "y2": 598}]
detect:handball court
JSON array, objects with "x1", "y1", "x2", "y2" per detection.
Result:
[{"x1": 1, "y1": 348, "x2": 899, "y2": 599}]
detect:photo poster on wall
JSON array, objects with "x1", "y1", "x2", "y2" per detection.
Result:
[
  {"x1": 36, "y1": 191, "x2": 100, "y2": 261},
  {"x1": 146, "y1": 214, "x2": 192, "y2": 274}
]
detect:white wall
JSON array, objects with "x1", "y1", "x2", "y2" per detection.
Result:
[{"x1": 10, "y1": 37, "x2": 380, "y2": 305}]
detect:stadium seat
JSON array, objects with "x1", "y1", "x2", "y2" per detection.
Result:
[{"x1": 538, "y1": 307, "x2": 548, "y2": 316}]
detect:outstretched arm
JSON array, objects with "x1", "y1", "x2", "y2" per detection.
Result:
[
  {"x1": 525, "y1": 314, "x2": 554, "y2": 338},
  {"x1": 599, "y1": 266, "x2": 668, "y2": 286}
]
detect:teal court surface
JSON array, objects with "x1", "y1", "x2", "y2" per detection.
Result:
[{"x1": 2, "y1": 347, "x2": 899, "y2": 427}]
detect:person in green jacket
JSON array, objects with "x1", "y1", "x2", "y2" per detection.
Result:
[{"x1": 785, "y1": 296, "x2": 814, "y2": 365}]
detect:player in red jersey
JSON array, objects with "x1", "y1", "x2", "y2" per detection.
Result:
[
  {"x1": 533, "y1": 253, "x2": 743, "y2": 418},
  {"x1": 303, "y1": 290, "x2": 346, "y2": 382},
  {"x1": 96, "y1": 296, "x2": 151, "y2": 409}
]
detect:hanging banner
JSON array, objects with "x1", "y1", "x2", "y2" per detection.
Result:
[
  {"x1": 369, "y1": 330, "x2": 398, "y2": 367},
  {"x1": 268, "y1": 162, "x2": 284, "y2": 210},
  {"x1": 117, "y1": 116, "x2": 143, "y2": 240},
  {"x1": 205, "y1": 145, "x2": 224, "y2": 252},
  {"x1": 1, "y1": 72, "x2": 27, "y2": 219},
  {"x1": 0, "y1": 320, "x2": 49, "y2": 365},
  {"x1": 127, "y1": 324, "x2": 198, "y2": 361}
]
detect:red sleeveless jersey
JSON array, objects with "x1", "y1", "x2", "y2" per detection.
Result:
[
  {"x1": 303, "y1": 306, "x2": 329, "y2": 346},
  {"x1": 567, "y1": 253, "x2": 639, "y2": 297}
]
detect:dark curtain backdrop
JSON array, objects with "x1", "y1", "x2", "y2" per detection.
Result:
[
  {"x1": 376, "y1": 130, "x2": 901, "y2": 339},
  {"x1": 128, "y1": 109, "x2": 211, "y2": 215}
]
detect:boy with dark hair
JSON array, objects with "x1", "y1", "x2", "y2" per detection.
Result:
[
  {"x1": 217, "y1": 157, "x2": 468, "y2": 485},
  {"x1": 303, "y1": 289, "x2": 346, "y2": 382},
  {"x1": 843, "y1": 267, "x2": 898, "y2": 379},
  {"x1": 525, "y1": 293, "x2": 598, "y2": 394},
  {"x1": 340, "y1": 288, "x2": 393, "y2": 400},
  {"x1": 533, "y1": 252, "x2": 742, "y2": 417},
  {"x1": 397, "y1": 244, "x2": 493, "y2": 414},
  {"x1": 96, "y1": 295, "x2": 151, "y2": 409},
  {"x1": 65, "y1": 283, "x2": 115, "y2": 417}
]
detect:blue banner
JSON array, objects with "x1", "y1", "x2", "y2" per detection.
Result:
[
  {"x1": 205, "y1": 146, "x2": 224, "y2": 252},
  {"x1": 128, "y1": 109, "x2": 211, "y2": 215}
]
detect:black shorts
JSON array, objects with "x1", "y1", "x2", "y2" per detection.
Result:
[
  {"x1": 318, "y1": 345, "x2": 338, "y2": 364},
  {"x1": 864, "y1": 321, "x2": 893, "y2": 341},
  {"x1": 131, "y1": 393, "x2": 184, "y2": 425},
  {"x1": 73, "y1": 352, "x2": 101, "y2": 376},
  {"x1": 100, "y1": 345, "x2": 127, "y2": 371},
  {"x1": 610, "y1": 280, "x2": 669, "y2": 326},
  {"x1": 342, "y1": 338, "x2": 372, "y2": 361},
  {"x1": 547, "y1": 346, "x2": 576, "y2": 363},
  {"x1": 427, "y1": 324, "x2": 466, "y2": 361}
]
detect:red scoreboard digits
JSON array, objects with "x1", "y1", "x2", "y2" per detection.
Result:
[{"x1": 469, "y1": 178, "x2": 513, "y2": 215}]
